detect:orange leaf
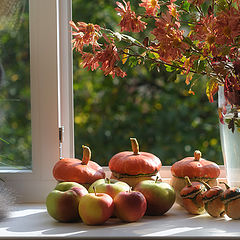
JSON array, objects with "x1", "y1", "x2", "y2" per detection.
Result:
[
  {"x1": 206, "y1": 79, "x2": 219, "y2": 103},
  {"x1": 185, "y1": 72, "x2": 193, "y2": 85},
  {"x1": 122, "y1": 49, "x2": 129, "y2": 64},
  {"x1": 188, "y1": 90, "x2": 195, "y2": 95}
]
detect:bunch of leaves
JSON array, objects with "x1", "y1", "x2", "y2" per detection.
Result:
[{"x1": 71, "y1": 0, "x2": 240, "y2": 131}]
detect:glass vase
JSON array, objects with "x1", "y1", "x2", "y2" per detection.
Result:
[{"x1": 218, "y1": 86, "x2": 240, "y2": 187}]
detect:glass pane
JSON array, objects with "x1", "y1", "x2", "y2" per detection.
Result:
[
  {"x1": 72, "y1": 0, "x2": 223, "y2": 166},
  {"x1": 0, "y1": 0, "x2": 31, "y2": 170}
]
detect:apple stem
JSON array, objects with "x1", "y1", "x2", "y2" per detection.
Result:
[
  {"x1": 194, "y1": 150, "x2": 201, "y2": 161},
  {"x1": 184, "y1": 176, "x2": 192, "y2": 187},
  {"x1": 130, "y1": 138, "x2": 139, "y2": 155},
  {"x1": 93, "y1": 186, "x2": 97, "y2": 196},
  {"x1": 82, "y1": 145, "x2": 91, "y2": 165},
  {"x1": 155, "y1": 176, "x2": 159, "y2": 183},
  {"x1": 106, "y1": 178, "x2": 110, "y2": 184},
  {"x1": 219, "y1": 181, "x2": 230, "y2": 190}
]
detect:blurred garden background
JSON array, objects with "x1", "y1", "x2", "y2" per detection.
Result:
[
  {"x1": 0, "y1": 0, "x2": 223, "y2": 169},
  {"x1": 0, "y1": 0, "x2": 31, "y2": 169}
]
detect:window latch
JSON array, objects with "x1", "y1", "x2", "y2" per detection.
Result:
[{"x1": 59, "y1": 126, "x2": 64, "y2": 159}]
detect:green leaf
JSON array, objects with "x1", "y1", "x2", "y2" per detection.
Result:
[
  {"x1": 183, "y1": 37, "x2": 194, "y2": 47},
  {"x1": 0, "y1": 137, "x2": 9, "y2": 144},
  {"x1": 182, "y1": 0, "x2": 190, "y2": 12},
  {"x1": 215, "y1": 0, "x2": 228, "y2": 12},
  {"x1": 197, "y1": 60, "x2": 206, "y2": 73},
  {"x1": 165, "y1": 64, "x2": 175, "y2": 72},
  {"x1": 128, "y1": 56, "x2": 138, "y2": 68}
]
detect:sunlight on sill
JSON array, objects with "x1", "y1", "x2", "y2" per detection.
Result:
[
  {"x1": 0, "y1": 168, "x2": 32, "y2": 174},
  {"x1": 143, "y1": 227, "x2": 203, "y2": 237}
]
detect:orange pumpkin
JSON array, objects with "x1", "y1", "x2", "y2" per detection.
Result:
[
  {"x1": 53, "y1": 145, "x2": 105, "y2": 189},
  {"x1": 109, "y1": 138, "x2": 162, "y2": 187},
  {"x1": 170, "y1": 150, "x2": 220, "y2": 206}
]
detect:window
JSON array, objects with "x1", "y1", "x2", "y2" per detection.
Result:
[
  {"x1": 0, "y1": 0, "x2": 73, "y2": 203},
  {"x1": 0, "y1": 0, "x2": 31, "y2": 170},
  {"x1": 72, "y1": 0, "x2": 223, "y2": 167}
]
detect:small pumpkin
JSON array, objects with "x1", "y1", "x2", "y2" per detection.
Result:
[
  {"x1": 170, "y1": 150, "x2": 220, "y2": 206},
  {"x1": 221, "y1": 182, "x2": 240, "y2": 220},
  {"x1": 201, "y1": 181, "x2": 225, "y2": 218},
  {"x1": 53, "y1": 145, "x2": 105, "y2": 189},
  {"x1": 109, "y1": 138, "x2": 162, "y2": 187},
  {"x1": 180, "y1": 176, "x2": 206, "y2": 215}
]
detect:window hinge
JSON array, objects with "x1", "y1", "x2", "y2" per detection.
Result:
[{"x1": 59, "y1": 126, "x2": 64, "y2": 159}]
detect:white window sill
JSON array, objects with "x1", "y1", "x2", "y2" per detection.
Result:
[{"x1": 0, "y1": 203, "x2": 238, "y2": 239}]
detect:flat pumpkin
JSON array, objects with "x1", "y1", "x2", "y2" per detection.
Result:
[
  {"x1": 109, "y1": 138, "x2": 161, "y2": 175},
  {"x1": 53, "y1": 145, "x2": 105, "y2": 188},
  {"x1": 171, "y1": 150, "x2": 220, "y2": 179}
]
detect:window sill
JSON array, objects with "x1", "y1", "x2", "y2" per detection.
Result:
[{"x1": 0, "y1": 203, "x2": 238, "y2": 240}]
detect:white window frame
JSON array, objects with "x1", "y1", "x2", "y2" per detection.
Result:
[{"x1": 0, "y1": 0, "x2": 73, "y2": 203}]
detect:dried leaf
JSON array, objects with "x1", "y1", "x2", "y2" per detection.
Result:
[
  {"x1": 143, "y1": 37, "x2": 149, "y2": 47},
  {"x1": 218, "y1": 108, "x2": 224, "y2": 124},
  {"x1": 228, "y1": 118, "x2": 235, "y2": 133}
]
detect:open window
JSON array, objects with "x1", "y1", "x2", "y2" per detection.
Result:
[{"x1": 0, "y1": 0, "x2": 73, "y2": 203}]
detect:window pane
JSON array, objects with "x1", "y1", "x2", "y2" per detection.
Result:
[
  {"x1": 72, "y1": 0, "x2": 223, "y2": 166},
  {"x1": 0, "y1": 0, "x2": 31, "y2": 170}
]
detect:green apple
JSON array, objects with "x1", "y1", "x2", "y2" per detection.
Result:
[
  {"x1": 88, "y1": 178, "x2": 130, "y2": 199},
  {"x1": 78, "y1": 191, "x2": 114, "y2": 225},
  {"x1": 134, "y1": 180, "x2": 176, "y2": 215},
  {"x1": 46, "y1": 182, "x2": 88, "y2": 222}
]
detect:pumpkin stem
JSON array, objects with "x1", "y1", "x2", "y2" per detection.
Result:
[
  {"x1": 184, "y1": 176, "x2": 192, "y2": 187},
  {"x1": 194, "y1": 150, "x2": 201, "y2": 161},
  {"x1": 199, "y1": 180, "x2": 211, "y2": 190},
  {"x1": 130, "y1": 138, "x2": 139, "y2": 155},
  {"x1": 219, "y1": 181, "x2": 230, "y2": 189},
  {"x1": 82, "y1": 145, "x2": 91, "y2": 165}
]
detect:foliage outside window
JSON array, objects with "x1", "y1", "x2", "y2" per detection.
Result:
[
  {"x1": 72, "y1": 0, "x2": 223, "y2": 167},
  {"x1": 0, "y1": 0, "x2": 31, "y2": 169}
]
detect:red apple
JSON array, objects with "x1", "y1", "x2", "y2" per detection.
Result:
[
  {"x1": 114, "y1": 191, "x2": 147, "y2": 222},
  {"x1": 46, "y1": 182, "x2": 88, "y2": 222},
  {"x1": 134, "y1": 179, "x2": 176, "y2": 215},
  {"x1": 78, "y1": 190, "x2": 114, "y2": 225},
  {"x1": 88, "y1": 178, "x2": 130, "y2": 199}
]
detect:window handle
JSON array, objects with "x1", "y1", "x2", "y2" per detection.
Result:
[{"x1": 59, "y1": 126, "x2": 64, "y2": 159}]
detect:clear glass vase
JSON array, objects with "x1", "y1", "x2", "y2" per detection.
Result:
[{"x1": 218, "y1": 86, "x2": 240, "y2": 187}]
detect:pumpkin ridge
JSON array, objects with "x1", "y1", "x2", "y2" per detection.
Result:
[
  {"x1": 112, "y1": 170, "x2": 159, "y2": 178},
  {"x1": 172, "y1": 175, "x2": 216, "y2": 180}
]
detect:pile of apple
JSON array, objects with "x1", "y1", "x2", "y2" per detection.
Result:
[
  {"x1": 46, "y1": 139, "x2": 176, "y2": 225},
  {"x1": 46, "y1": 178, "x2": 176, "y2": 225}
]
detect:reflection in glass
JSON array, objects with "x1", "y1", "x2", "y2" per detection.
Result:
[{"x1": 0, "y1": 0, "x2": 31, "y2": 170}]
